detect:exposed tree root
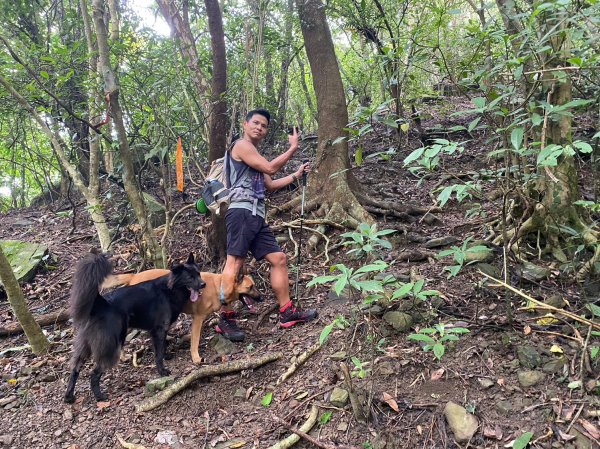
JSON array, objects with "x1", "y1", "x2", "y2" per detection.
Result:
[
  {"x1": 136, "y1": 352, "x2": 282, "y2": 412},
  {"x1": 0, "y1": 309, "x2": 70, "y2": 337},
  {"x1": 272, "y1": 412, "x2": 361, "y2": 449},
  {"x1": 276, "y1": 341, "x2": 322, "y2": 386},
  {"x1": 354, "y1": 190, "x2": 438, "y2": 217},
  {"x1": 267, "y1": 405, "x2": 319, "y2": 449}
]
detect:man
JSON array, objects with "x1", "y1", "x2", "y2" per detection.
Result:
[{"x1": 217, "y1": 108, "x2": 317, "y2": 341}]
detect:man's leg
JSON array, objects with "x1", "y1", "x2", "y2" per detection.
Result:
[
  {"x1": 263, "y1": 251, "x2": 318, "y2": 327},
  {"x1": 215, "y1": 252, "x2": 247, "y2": 341}
]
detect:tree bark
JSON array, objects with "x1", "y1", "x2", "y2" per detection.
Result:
[
  {"x1": 295, "y1": 0, "x2": 372, "y2": 229},
  {"x1": 0, "y1": 247, "x2": 49, "y2": 355},
  {"x1": 0, "y1": 73, "x2": 113, "y2": 250},
  {"x1": 92, "y1": 0, "x2": 164, "y2": 267}
]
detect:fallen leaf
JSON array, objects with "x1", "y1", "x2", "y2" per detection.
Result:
[
  {"x1": 96, "y1": 401, "x2": 111, "y2": 409},
  {"x1": 523, "y1": 325, "x2": 532, "y2": 335},
  {"x1": 382, "y1": 392, "x2": 399, "y2": 412},
  {"x1": 536, "y1": 314, "x2": 558, "y2": 325},
  {"x1": 116, "y1": 434, "x2": 147, "y2": 449},
  {"x1": 483, "y1": 424, "x2": 503, "y2": 440},
  {"x1": 578, "y1": 418, "x2": 600, "y2": 440},
  {"x1": 416, "y1": 425, "x2": 423, "y2": 435},
  {"x1": 556, "y1": 428, "x2": 575, "y2": 442},
  {"x1": 550, "y1": 344, "x2": 563, "y2": 354},
  {"x1": 497, "y1": 378, "x2": 505, "y2": 386},
  {"x1": 431, "y1": 368, "x2": 445, "y2": 381},
  {"x1": 295, "y1": 391, "x2": 308, "y2": 400},
  {"x1": 562, "y1": 404, "x2": 576, "y2": 420}
]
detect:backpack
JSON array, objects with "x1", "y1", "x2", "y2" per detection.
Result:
[{"x1": 201, "y1": 150, "x2": 232, "y2": 216}]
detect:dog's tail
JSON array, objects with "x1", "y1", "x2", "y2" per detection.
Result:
[
  {"x1": 100, "y1": 273, "x2": 135, "y2": 291},
  {"x1": 70, "y1": 252, "x2": 113, "y2": 325}
]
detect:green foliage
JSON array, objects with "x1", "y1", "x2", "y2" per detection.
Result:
[
  {"x1": 437, "y1": 237, "x2": 492, "y2": 278},
  {"x1": 512, "y1": 431, "x2": 533, "y2": 449},
  {"x1": 319, "y1": 315, "x2": 349, "y2": 346},
  {"x1": 306, "y1": 260, "x2": 388, "y2": 297},
  {"x1": 340, "y1": 223, "x2": 396, "y2": 259},
  {"x1": 407, "y1": 323, "x2": 469, "y2": 360},
  {"x1": 319, "y1": 411, "x2": 333, "y2": 425},
  {"x1": 403, "y1": 139, "x2": 464, "y2": 174},
  {"x1": 350, "y1": 356, "x2": 370, "y2": 378},
  {"x1": 261, "y1": 391, "x2": 273, "y2": 407}
]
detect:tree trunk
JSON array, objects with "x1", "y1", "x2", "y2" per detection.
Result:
[
  {"x1": 295, "y1": 0, "x2": 372, "y2": 230},
  {"x1": 92, "y1": 0, "x2": 164, "y2": 267},
  {"x1": 0, "y1": 73, "x2": 113, "y2": 251},
  {"x1": 0, "y1": 247, "x2": 49, "y2": 355}
]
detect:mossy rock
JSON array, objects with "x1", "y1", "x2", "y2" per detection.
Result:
[{"x1": 0, "y1": 240, "x2": 49, "y2": 285}]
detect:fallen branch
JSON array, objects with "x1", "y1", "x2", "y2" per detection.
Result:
[
  {"x1": 116, "y1": 434, "x2": 147, "y2": 449},
  {"x1": 273, "y1": 413, "x2": 361, "y2": 449},
  {"x1": 276, "y1": 341, "x2": 322, "y2": 386},
  {"x1": 136, "y1": 352, "x2": 282, "y2": 412},
  {"x1": 479, "y1": 272, "x2": 600, "y2": 332},
  {"x1": 267, "y1": 404, "x2": 319, "y2": 449},
  {"x1": 0, "y1": 309, "x2": 70, "y2": 337}
]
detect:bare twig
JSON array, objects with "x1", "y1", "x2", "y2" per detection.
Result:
[
  {"x1": 277, "y1": 341, "x2": 322, "y2": 385},
  {"x1": 267, "y1": 405, "x2": 319, "y2": 449},
  {"x1": 273, "y1": 414, "x2": 360, "y2": 449}
]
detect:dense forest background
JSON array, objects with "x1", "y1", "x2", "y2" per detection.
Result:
[{"x1": 1, "y1": 0, "x2": 600, "y2": 448}]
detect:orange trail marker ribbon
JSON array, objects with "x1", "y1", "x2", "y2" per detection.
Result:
[{"x1": 176, "y1": 136, "x2": 184, "y2": 192}]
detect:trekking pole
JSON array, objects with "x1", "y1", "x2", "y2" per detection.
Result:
[{"x1": 294, "y1": 160, "x2": 309, "y2": 305}]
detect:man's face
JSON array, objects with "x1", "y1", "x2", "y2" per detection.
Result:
[{"x1": 243, "y1": 114, "x2": 269, "y2": 141}]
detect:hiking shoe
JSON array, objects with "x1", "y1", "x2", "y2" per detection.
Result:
[
  {"x1": 279, "y1": 302, "x2": 318, "y2": 328},
  {"x1": 215, "y1": 311, "x2": 246, "y2": 342}
]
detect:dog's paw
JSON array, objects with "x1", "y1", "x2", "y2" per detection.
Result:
[
  {"x1": 164, "y1": 351, "x2": 174, "y2": 360},
  {"x1": 94, "y1": 392, "x2": 108, "y2": 402},
  {"x1": 158, "y1": 368, "x2": 171, "y2": 377},
  {"x1": 192, "y1": 356, "x2": 203, "y2": 365},
  {"x1": 64, "y1": 394, "x2": 75, "y2": 404}
]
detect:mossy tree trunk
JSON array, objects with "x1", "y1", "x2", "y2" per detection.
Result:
[{"x1": 0, "y1": 247, "x2": 49, "y2": 355}]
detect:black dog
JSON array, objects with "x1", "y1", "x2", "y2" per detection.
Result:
[{"x1": 64, "y1": 251, "x2": 205, "y2": 403}]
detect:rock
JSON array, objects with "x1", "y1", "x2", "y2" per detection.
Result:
[
  {"x1": 542, "y1": 357, "x2": 567, "y2": 374},
  {"x1": 517, "y1": 345, "x2": 542, "y2": 368},
  {"x1": 571, "y1": 427, "x2": 595, "y2": 449},
  {"x1": 337, "y1": 421, "x2": 349, "y2": 432},
  {"x1": 495, "y1": 400, "x2": 513, "y2": 415},
  {"x1": 424, "y1": 236, "x2": 459, "y2": 248},
  {"x1": 0, "y1": 240, "x2": 49, "y2": 284},
  {"x1": 544, "y1": 294, "x2": 567, "y2": 309},
  {"x1": 515, "y1": 261, "x2": 551, "y2": 282},
  {"x1": 145, "y1": 376, "x2": 175, "y2": 395},
  {"x1": 142, "y1": 192, "x2": 166, "y2": 228},
  {"x1": 443, "y1": 401, "x2": 479, "y2": 443},
  {"x1": 463, "y1": 245, "x2": 494, "y2": 263},
  {"x1": 378, "y1": 361, "x2": 395, "y2": 376},
  {"x1": 383, "y1": 311, "x2": 413, "y2": 332},
  {"x1": 517, "y1": 370, "x2": 546, "y2": 388},
  {"x1": 209, "y1": 335, "x2": 237, "y2": 355},
  {"x1": 0, "y1": 434, "x2": 13, "y2": 445},
  {"x1": 422, "y1": 213, "x2": 442, "y2": 226},
  {"x1": 476, "y1": 262, "x2": 501, "y2": 279},
  {"x1": 362, "y1": 304, "x2": 385, "y2": 316},
  {"x1": 329, "y1": 387, "x2": 349, "y2": 407},
  {"x1": 0, "y1": 396, "x2": 17, "y2": 407},
  {"x1": 477, "y1": 378, "x2": 494, "y2": 389}
]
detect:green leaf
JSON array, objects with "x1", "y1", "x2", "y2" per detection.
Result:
[
  {"x1": 391, "y1": 283, "x2": 414, "y2": 299},
  {"x1": 472, "y1": 97, "x2": 486, "y2": 109},
  {"x1": 408, "y1": 334, "x2": 436, "y2": 343},
  {"x1": 355, "y1": 145, "x2": 363, "y2": 166},
  {"x1": 403, "y1": 147, "x2": 425, "y2": 166},
  {"x1": 467, "y1": 117, "x2": 481, "y2": 132},
  {"x1": 319, "y1": 323, "x2": 334, "y2": 345},
  {"x1": 319, "y1": 410, "x2": 333, "y2": 425},
  {"x1": 573, "y1": 141, "x2": 593, "y2": 153},
  {"x1": 433, "y1": 342, "x2": 445, "y2": 360},
  {"x1": 537, "y1": 144, "x2": 563, "y2": 166},
  {"x1": 261, "y1": 391, "x2": 273, "y2": 407},
  {"x1": 586, "y1": 303, "x2": 600, "y2": 317},
  {"x1": 511, "y1": 127, "x2": 524, "y2": 151},
  {"x1": 531, "y1": 113, "x2": 543, "y2": 126},
  {"x1": 568, "y1": 380, "x2": 582, "y2": 389},
  {"x1": 400, "y1": 123, "x2": 409, "y2": 132},
  {"x1": 437, "y1": 185, "x2": 454, "y2": 207},
  {"x1": 333, "y1": 277, "x2": 349, "y2": 296},
  {"x1": 355, "y1": 280, "x2": 385, "y2": 292},
  {"x1": 354, "y1": 261, "x2": 387, "y2": 274},
  {"x1": 40, "y1": 70, "x2": 49, "y2": 79},
  {"x1": 512, "y1": 431, "x2": 534, "y2": 449},
  {"x1": 307, "y1": 275, "x2": 339, "y2": 288}
]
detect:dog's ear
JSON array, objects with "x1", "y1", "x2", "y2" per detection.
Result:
[{"x1": 186, "y1": 253, "x2": 195, "y2": 265}]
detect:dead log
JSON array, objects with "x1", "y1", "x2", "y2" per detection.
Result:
[
  {"x1": 136, "y1": 352, "x2": 282, "y2": 412},
  {"x1": 0, "y1": 309, "x2": 70, "y2": 337}
]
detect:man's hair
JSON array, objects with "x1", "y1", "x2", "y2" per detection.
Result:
[{"x1": 246, "y1": 109, "x2": 270, "y2": 124}]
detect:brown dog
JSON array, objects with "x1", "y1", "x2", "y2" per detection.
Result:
[{"x1": 102, "y1": 269, "x2": 261, "y2": 364}]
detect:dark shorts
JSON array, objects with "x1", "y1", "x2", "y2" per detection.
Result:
[{"x1": 225, "y1": 208, "x2": 282, "y2": 260}]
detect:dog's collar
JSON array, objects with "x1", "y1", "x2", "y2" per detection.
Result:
[{"x1": 219, "y1": 283, "x2": 226, "y2": 306}]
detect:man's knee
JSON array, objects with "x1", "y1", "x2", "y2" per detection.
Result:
[{"x1": 268, "y1": 252, "x2": 287, "y2": 268}]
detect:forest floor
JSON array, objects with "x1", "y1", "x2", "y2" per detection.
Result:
[{"x1": 0, "y1": 98, "x2": 599, "y2": 449}]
